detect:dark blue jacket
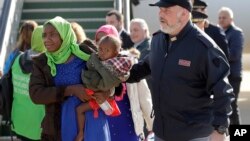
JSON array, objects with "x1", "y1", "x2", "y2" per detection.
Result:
[
  {"x1": 225, "y1": 25, "x2": 244, "y2": 77},
  {"x1": 136, "y1": 38, "x2": 152, "y2": 90},
  {"x1": 205, "y1": 23, "x2": 229, "y2": 59},
  {"x1": 135, "y1": 38, "x2": 151, "y2": 61},
  {"x1": 128, "y1": 22, "x2": 234, "y2": 141}
]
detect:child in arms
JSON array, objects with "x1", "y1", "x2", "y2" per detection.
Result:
[{"x1": 75, "y1": 35, "x2": 134, "y2": 141}]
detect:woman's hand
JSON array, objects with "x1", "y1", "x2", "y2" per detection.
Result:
[
  {"x1": 64, "y1": 84, "x2": 92, "y2": 102},
  {"x1": 93, "y1": 90, "x2": 111, "y2": 104}
]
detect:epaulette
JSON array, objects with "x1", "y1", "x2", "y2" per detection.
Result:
[
  {"x1": 152, "y1": 30, "x2": 162, "y2": 36},
  {"x1": 196, "y1": 27, "x2": 217, "y2": 49}
]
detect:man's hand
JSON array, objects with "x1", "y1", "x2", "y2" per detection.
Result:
[
  {"x1": 210, "y1": 130, "x2": 227, "y2": 141},
  {"x1": 144, "y1": 131, "x2": 154, "y2": 141}
]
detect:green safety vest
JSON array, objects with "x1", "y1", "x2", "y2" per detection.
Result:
[{"x1": 11, "y1": 55, "x2": 45, "y2": 140}]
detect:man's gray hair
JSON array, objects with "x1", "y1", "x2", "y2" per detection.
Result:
[
  {"x1": 130, "y1": 18, "x2": 150, "y2": 38},
  {"x1": 219, "y1": 7, "x2": 234, "y2": 19}
]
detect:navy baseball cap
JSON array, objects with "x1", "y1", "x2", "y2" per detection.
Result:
[
  {"x1": 149, "y1": 0, "x2": 193, "y2": 12},
  {"x1": 193, "y1": 0, "x2": 207, "y2": 9}
]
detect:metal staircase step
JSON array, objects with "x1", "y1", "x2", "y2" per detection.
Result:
[
  {"x1": 23, "y1": 0, "x2": 113, "y2": 9},
  {"x1": 21, "y1": 0, "x2": 114, "y2": 39},
  {"x1": 21, "y1": 11, "x2": 108, "y2": 20}
]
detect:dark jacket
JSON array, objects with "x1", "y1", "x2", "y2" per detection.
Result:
[
  {"x1": 128, "y1": 22, "x2": 234, "y2": 141},
  {"x1": 136, "y1": 38, "x2": 151, "y2": 61},
  {"x1": 29, "y1": 40, "x2": 95, "y2": 140},
  {"x1": 225, "y1": 24, "x2": 244, "y2": 77},
  {"x1": 135, "y1": 38, "x2": 152, "y2": 91},
  {"x1": 29, "y1": 53, "x2": 65, "y2": 140},
  {"x1": 205, "y1": 23, "x2": 229, "y2": 59},
  {"x1": 120, "y1": 29, "x2": 134, "y2": 49}
]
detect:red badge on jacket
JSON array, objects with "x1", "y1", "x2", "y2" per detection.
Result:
[{"x1": 178, "y1": 59, "x2": 191, "y2": 67}]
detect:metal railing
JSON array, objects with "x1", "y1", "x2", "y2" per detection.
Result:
[
  {"x1": 114, "y1": 0, "x2": 122, "y2": 13},
  {"x1": 0, "y1": 0, "x2": 11, "y2": 68},
  {"x1": 113, "y1": 0, "x2": 131, "y2": 31},
  {"x1": 0, "y1": 0, "x2": 24, "y2": 72}
]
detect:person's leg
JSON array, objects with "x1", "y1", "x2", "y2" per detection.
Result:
[
  {"x1": 228, "y1": 76, "x2": 242, "y2": 125},
  {"x1": 75, "y1": 103, "x2": 92, "y2": 141},
  {"x1": 188, "y1": 136, "x2": 210, "y2": 141}
]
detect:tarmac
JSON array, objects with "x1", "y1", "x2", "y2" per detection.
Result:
[
  {"x1": 238, "y1": 54, "x2": 250, "y2": 125},
  {"x1": 225, "y1": 54, "x2": 250, "y2": 141}
]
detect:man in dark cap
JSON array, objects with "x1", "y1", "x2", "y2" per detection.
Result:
[
  {"x1": 127, "y1": 0, "x2": 233, "y2": 141},
  {"x1": 193, "y1": 0, "x2": 229, "y2": 58},
  {"x1": 192, "y1": 10, "x2": 208, "y2": 30},
  {"x1": 193, "y1": 0, "x2": 207, "y2": 12}
]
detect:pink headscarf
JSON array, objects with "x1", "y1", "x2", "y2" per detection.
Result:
[{"x1": 95, "y1": 24, "x2": 119, "y2": 40}]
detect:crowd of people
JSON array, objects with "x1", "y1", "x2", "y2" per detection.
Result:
[{"x1": 0, "y1": 0, "x2": 245, "y2": 141}]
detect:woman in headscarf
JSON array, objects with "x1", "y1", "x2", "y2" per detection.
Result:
[
  {"x1": 29, "y1": 17, "x2": 110, "y2": 141},
  {"x1": 3, "y1": 20, "x2": 38, "y2": 74},
  {"x1": 95, "y1": 24, "x2": 154, "y2": 141}
]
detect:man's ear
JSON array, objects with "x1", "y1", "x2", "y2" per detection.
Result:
[{"x1": 229, "y1": 18, "x2": 233, "y2": 23}]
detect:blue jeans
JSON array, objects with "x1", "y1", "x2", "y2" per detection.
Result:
[{"x1": 155, "y1": 135, "x2": 210, "y2": 141}]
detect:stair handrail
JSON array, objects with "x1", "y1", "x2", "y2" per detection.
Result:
[
  {"x1": 0, "y1": 0, "x2": 24, "y2": 72},
  {"x1": 114, "y1": 0, "x2": 131, "y2": 31},
  {"x1": 123, "y1": 0, "x2": 130, "y2": 31},
  {"x1": 0, "y1": 0, "x2": 11, "y2": 68}
]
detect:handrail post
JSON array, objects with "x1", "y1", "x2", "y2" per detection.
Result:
[
  {"x1": 114, "y1": 0, "x2": 122, "y2": 13},
  {"x1": 0, "y1": 0, "x2": 23, "y2": 71},
  {"x1": 123, "y1": 0, "x2": 130, "y2": 31}
]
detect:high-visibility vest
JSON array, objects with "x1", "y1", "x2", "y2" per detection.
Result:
[{"x1": 11, "y1": 54, "x2": 45, "y2": 140}]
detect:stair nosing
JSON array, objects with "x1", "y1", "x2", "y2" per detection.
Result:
[
  {"x1": 24, "y1": 0, "x2": 113, "y2": 3},
  {"x1": 20, "y1": 18, "x2": 106, "y2": 23},
  {"x1": 23, "y1": 8, "x2": 112, "y2": 13}
]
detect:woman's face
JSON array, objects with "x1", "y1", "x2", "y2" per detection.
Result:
[
  {"x1": 130, "y1": 22, "x2": 146, "y2": 44},
  {"x1": 42, "y1": 24, "x2": 62, "y2": 52},
  {"x1": 20, "y1": 25, "x2": 34, "y2": 46}
]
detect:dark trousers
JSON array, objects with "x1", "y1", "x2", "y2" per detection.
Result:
[
  {"x1": 228, "y1": 75, "x2": 242, "y2": 125},
  {"x1": 154, "y1": 135, "x2": 210, "y2": 141}
]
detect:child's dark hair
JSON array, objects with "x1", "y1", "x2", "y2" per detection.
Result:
[{"x1": 98, "y1": 35, "x2": 121, "y2": 52}]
